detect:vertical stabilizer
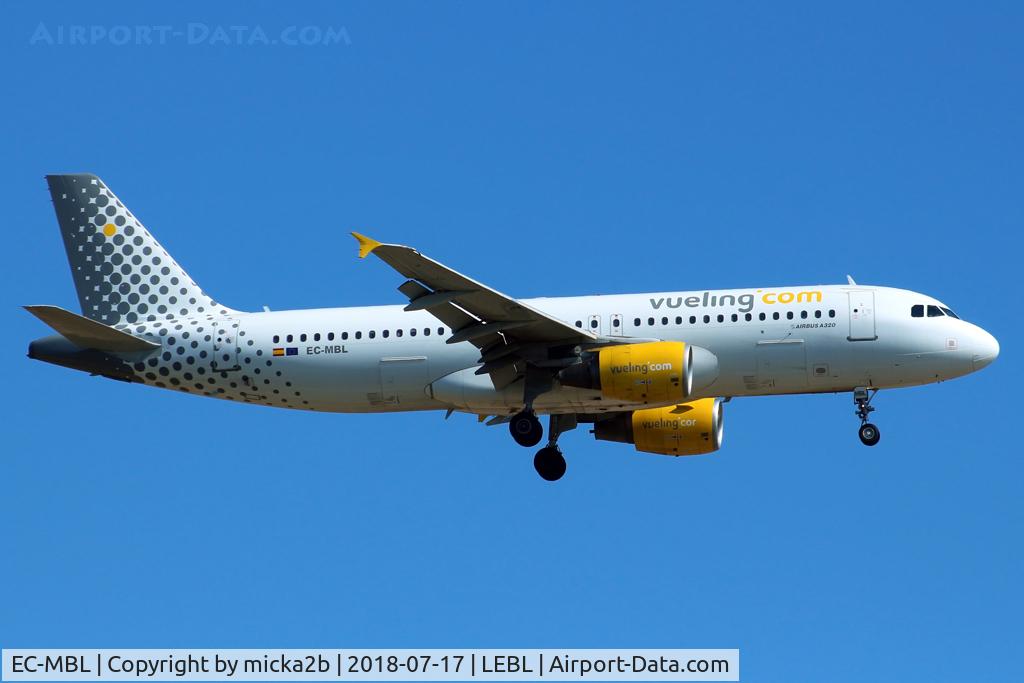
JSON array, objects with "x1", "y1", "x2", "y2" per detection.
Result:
[{"x1": 45, "y1": 174, "x2": 233, "y2": 325}]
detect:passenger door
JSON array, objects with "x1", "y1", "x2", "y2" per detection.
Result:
[
  {"x1": 211, "y1": 318, "x2": 240, "y2": 371},
  {"x1": 847, "y1": 291, "x2": 877, "y2": 341}
]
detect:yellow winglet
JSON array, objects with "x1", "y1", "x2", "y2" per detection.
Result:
[{"x1": 351, "y1": 231, "x2": 382, "y2": 259}]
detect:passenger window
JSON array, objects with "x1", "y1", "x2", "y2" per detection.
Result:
[
  {"x1": 409, "y1": 328, "x2": 417, "y2": 336},
  {"x1": 382, "y1": 330, "x2": 390, "y2": 338},
  {"x1": 927, "y1": 305, "x2": 943, "y2": 317},
  {"x1": 613, "y1": 318, "x2": 620, "y2": 328},
  {"x1": 658, "y1": 316, "x2": 665, "y2": 325},
  {"x1": 759, "y1": 312, "x2": 766, "y2": 321},
  {"x1": 689, "y1": 315, "x2": 697, "y2": 324},
  {"x1": 286, "y1": 334, "x2": 294, "y2": 343},
  {"x1": 327, "y1": 332, "x2": 335, "y2": 341},
  {"x1": 396, "y1": 329, "x2": 403, "y2": 337},
  {"x1": 424, "y1": 328, "x2": 431, "y2": 336},
  {"x1": 716, "y1": 314, "x2": 723, "y2": 323},
  {"x1": 786, "y1": 311, "x2": 794, "y2": 320},
  {"x1": 745, "y1": 313, "x2": 752, "y2": 321},
  {"x1": 355, "y1": 331, "x2": 362, "y2": 340},
  {"x1": 342, "y1": 332, "x2": 349, "y2": 340},
  {"x1": 800, "y1": 311, "x2": 807, "y2": 319},
  {"x1": 634, "y1": 317, "x2": 641, "y2": 326},
  {"x1": 438, "y1": 327, "x2": 445, "y2": 335},
  {"x1": 300, "y1": 333, "x2": 307, "y2": 342},
  {"x1": 369, "y1": 331, "x2": 376, "y2": 339},
  {"x1": 828, "y1": 309, "x2": 836, "y2": 318},
  {"x1": 703, "y1": 315, "x2": 710, "y2": 323},
  {"x1": 273, "y1": 335, "x2": 280, "y2": 343},
  {"x1": 814, "y1": 310, "x2": 821, "y2": 319},
  {"x1": 674, "y1": 316, "x2": 681, "y2": 325},
  {"x1": 646, "y1": 317, "x2": 654, "y2": 326},
  {"x1": 731, "y1": 313, "x2": 738, "y2": 322},
  {"x1": 773, "y1": 312, "x2": 780, "y2": 320},
  {"x1": 941, "y1": 307, "x2": 959, "y2": 319},
  {"x1": 575, "y1": 320, "x2": 582, "y2": 328},
  {"x1": 911, "y1": 304, "x2": 924, "y2": 317},
  {"x1": 590, "y1": 319, "x2": 599, "y2": 329},
  {"x1": 314, "y1": 332, "x2": 321, "y2": 341}
]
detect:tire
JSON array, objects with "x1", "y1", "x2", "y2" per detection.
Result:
[
  {"x1": 859, "y1": 423, "x2": 881, "y2": 446},
  {"x1": 534, "y1": 447, "x2": 567, "y2": 481},
  {"x1": 509, "y1": 412, "x2": 543, "y2": 447}
]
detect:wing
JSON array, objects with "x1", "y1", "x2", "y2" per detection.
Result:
[{"x1": 351, "y1": 232, "x2": 607, "y2": 391}]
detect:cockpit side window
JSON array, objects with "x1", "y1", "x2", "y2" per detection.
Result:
[
  {"x1": 940, "y1": 307, "x2": 959, "y2": 319},
  {"x1": 911, "y1": 304, "x2": 924, "y2": 318},
  {"x1": 927, "y1": 305, "x2": 944, "y2": 317}
]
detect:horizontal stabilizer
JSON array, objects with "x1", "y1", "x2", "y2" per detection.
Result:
[{"x1": 24, "y1": 305, "x2": 159, "y2": 352}]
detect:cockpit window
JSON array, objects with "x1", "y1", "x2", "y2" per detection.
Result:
[
  {"x1": 911, "y1": 304, "x2": 924, "y2": 318},
  {"x1": 940, "y1": 307, "x2": 959, "y2": 319},
  {"x1": 927, "y1": 305, "x2": 944, "y2": 317}
]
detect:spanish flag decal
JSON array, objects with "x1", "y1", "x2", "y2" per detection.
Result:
[{"x1": 273, "y1": 348, "x2": 285, "y2": 357}]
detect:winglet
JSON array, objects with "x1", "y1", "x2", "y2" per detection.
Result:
[
  {"x1": 351, "y1": 232, "x2": 383, "y2": 259},
  {"x1": 846, "y1": 274, "x2": 857, "y2": 285}
]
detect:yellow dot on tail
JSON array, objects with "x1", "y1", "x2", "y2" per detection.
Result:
[{"x1": 103, "y1": 223, "x2": 117, "y2": 237}]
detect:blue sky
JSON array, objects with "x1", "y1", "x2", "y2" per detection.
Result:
[{"x1": 1, "y1": 2, "x2": 1020, "y2": 681}]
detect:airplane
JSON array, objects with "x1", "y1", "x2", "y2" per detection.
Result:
[{"x1": 26, "y1": 174, "x2": 1000, "y2": 481}]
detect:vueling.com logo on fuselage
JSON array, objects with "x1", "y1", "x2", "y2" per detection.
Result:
[
  {"x1": 610, "y1": 362, "x2": 673, "y2": 375},
  {"x1": 650, "y1": 289, "x2": 823, "y2": 314},
  {"x1": 639, "y1": 417, "x2": 697, "y2": 430}
]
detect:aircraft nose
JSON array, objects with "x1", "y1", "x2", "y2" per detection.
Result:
[{"x1": 972, "y1": 327, "x2": 999, "y2": 371}]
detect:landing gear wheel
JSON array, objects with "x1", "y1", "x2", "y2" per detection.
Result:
[
  {"x1": 534, "y1": 446, "x2": 567, "y2": 481},
  {"x1": 858, "y1": 422, "x2": 881, "y2": 446},
  {"x1": 509, "y1": 411, "x2": 543, "y2": 447},
  {"x1": 853, "y1": 388, "x2": 880, "y2": 447}
]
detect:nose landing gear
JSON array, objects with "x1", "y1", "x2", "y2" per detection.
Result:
[
  {"x1": 858, "y1": 422, "x2": 881, "y2": 446},
  {"x1": 854, "y1": 387, "x2": 881, "y2": 446}
]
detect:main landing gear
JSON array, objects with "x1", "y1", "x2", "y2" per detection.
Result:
[
  {"x1": 509, "y1": 410, "x2": 543, "y2": 447},
  {"x1": 533, "y1": 414, "x2": 576, "y2": 482},
  {"x1": 509, "y1": 410, "x2": 575, "y2": 481},
  {"x1": 534, "y1": 446, "x2": 566, "y2": 482},
  {"x1": 854, "y1": 387, "x2": 881, "y2": 446}
]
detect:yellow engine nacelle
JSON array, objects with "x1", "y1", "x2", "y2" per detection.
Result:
[
  {"x1": 593, "y1": 398, "x2": 724, "y2": 456},
  {"x1": 559, "y1": 341, "x2": 691, "y2": 404}
]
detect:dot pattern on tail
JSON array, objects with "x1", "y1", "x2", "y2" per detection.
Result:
[
  {"x1": 45, "y1": 174, "x2": 313, "y2": 411},
  {"x1": 46, "y1": 174, "x2": 230, "y2": 326}
]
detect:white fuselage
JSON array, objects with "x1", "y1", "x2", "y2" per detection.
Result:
[{"x1": 139, "y1": 284, "x2": 995, "y2": 416}]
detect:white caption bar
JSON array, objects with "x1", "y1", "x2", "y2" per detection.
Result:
[{"x1": 2, "y1": 649, "x2": 738, "y2": 681}]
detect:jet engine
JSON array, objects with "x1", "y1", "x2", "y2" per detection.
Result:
[
  {"x1": 558, "y1": 341, "x2": 718, "y2": 405},
  {"x1": 593, "y1": 398, "x2": 724, "y2": 456}
]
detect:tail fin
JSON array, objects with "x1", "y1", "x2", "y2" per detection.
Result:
[{"x1": 45, "y1": 174, "x2": 233, "y2": 326}]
